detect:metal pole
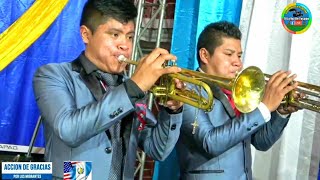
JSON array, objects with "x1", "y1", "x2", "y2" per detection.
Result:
[
  {"x1": 130, "y1": 0, "x2": 168, "y2": 179},
  {"x1": 26, "y1": 116, "x2": 42, "y2": 160},
  {"x1": 129, "y1": 0, "x2": 144, "y2": 77},
  {"x1": 139, "y1": 0, "x2": 167, "y2": 179}
]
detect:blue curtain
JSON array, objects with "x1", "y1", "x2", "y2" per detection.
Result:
[
  {"x1": 153, "y1": 0, "x2": 243, "y2": 179},
  {"x1": 0, "y1": 0, "x2": 87, "y2": 148}
]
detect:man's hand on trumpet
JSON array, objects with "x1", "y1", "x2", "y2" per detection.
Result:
[
  {"x1": 262, "y1": 70, "x2": 299, "y2": 114},
  {"x1": 129, "y1": 48, "x2": 185, "y2": 111},
  {"x1": 164, "y1": 78, "x2": 185, "y2": 112},
  {"x1": 277, "y1": 91, "x2": 304, "y2": 115},
  {"x1": 130, "y1": 48, "x2": 181, "y2": 92}
]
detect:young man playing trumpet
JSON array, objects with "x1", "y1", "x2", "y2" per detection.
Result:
[
  {"x1": 33, "y1": 0, "x2": 184, "y2": 179},
  {"x1": 175, "y1": 21, "x2": 301, "y2": 180}
]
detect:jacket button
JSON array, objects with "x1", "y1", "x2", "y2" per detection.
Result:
[
  {"x1": 105, "y1": 147, "x2": 112, "y2": 154},
  {"x1": 109, "y1": 114, "x2": 115, "y2": 118},
  {"x1": 247, "y1": 127, "x2": 251, "y2": 131},
  {"x1": 254, "y1": 122, "x2": 258, "y2": 126},
  {"x1": 170, "y1": 124, "x2": 176, "y2": 130},
  {"x1": 118, "y1": 107, "x2": 123, "y2": 113}
]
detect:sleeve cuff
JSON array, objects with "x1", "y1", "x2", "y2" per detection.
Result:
[
  {"x1": 276, "y1": 110, "x2": 290, "y2": 118},
  {"x1": 258, "y1": 102, "x2": 271, "y2": 122}
]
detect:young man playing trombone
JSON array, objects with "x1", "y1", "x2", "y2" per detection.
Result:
[{"x1": 175, "y1": 21, "x2": 301, "y2": 180}]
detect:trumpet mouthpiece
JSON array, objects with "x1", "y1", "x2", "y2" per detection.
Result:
[{"x1": 118, "y1": 55, "x2": 127, "y2": 63}]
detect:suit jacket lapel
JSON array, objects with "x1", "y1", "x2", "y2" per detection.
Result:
[
  {"x1": 122, "y1": 115, "x2": 139, "y2": 179},
  {"x1": 196, "y1": 68, "x2": 236, "y2": 118},
  {"x1": 206, "y1": 81, "x2": 236, "y2": 118},
  {"x1": 72, "y1": 54, "x2": 138, "y2": 178},
  {"x1": 71, "y1": 57, "x2": 104, "y2": 100}
]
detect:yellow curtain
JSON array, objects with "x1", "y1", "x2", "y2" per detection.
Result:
[{"x1": 0, "y1": 0, "x2": 69, "y2": 71}]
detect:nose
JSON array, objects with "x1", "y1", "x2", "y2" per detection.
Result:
[
  {"x1": 117, "y1": 36, "x2": 131, "y2": 51},
  {"x1": 232, "y1": 55, "x2": 242, "y2": 68},
  {"x1": 118, "y1": 44, "x2": 129, "y2": 51}
]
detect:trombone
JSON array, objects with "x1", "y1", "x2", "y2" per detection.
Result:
[
  {"x1": 118, "y1": 55, "x2": 266, "y2": 113},
  {"x1": 265, "y1": 74, "x2": 320, "y2": 113}
]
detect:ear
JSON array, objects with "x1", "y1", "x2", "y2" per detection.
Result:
[
  {"x1": 80, "y1": 25, "x2": 91, "y2": 44},
  {"x1": 199, "y1": 48, "x2": 210, "y2": 64}
]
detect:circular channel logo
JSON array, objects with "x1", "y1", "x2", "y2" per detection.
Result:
[{"x1": 281, "y1": 3, "x2": 312, "y2": 34}]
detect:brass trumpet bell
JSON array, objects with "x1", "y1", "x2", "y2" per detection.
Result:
[
  {"x1": 233, "y1": 66, "x2": 266, "y2": 113},
  {"x1": 181, "y1": 66, "x2": 266, "y2": 113}
]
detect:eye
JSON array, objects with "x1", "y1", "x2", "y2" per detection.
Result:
[{"x1": 112, "y1": 33, "x2": 119, "y2": 38}]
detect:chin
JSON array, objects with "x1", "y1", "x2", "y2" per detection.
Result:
[
  {"x1": 113, "y1": 67, "x2": 126, "y2": 74},
  {"x1": 110, "y1": 70, "x2": 123, "y2": 75},
  {"x1": 228, "y1": 74, "x2": 237, "y2": 78}
]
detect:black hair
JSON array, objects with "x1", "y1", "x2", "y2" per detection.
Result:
[
  {"x1": 197, "y1": 21, "x2": 242, "y2": 65},
  {"x1": 80, "y1": 0, "x2": 137, "y2": 33}
]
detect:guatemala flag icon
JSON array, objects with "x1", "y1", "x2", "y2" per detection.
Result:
[{"x1": 63, "y1": 161, "x2": 92, "y2": 180}]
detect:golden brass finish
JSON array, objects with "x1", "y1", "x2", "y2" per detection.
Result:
[
  {"x1": 233, "y1": 67, "x2": 266, "y2": 113},
  {"x1": 118, "y1": 55, "x2": 266, "y2": 112},
  {"x1": 265, "y1": 74, "x2": 320, "y2": 113},
  {"x1": 117, "y1": 55, "x2": 213, "y2": 111},
  {"x1": 180, "y1": 66, "x2": 266, "y2": 113},
  {"x1": 152, "y1": 72, "x2": 214, "y2": 111}
]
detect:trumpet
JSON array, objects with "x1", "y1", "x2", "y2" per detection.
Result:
[
  {"x1": 265, "y1": 74, "x2": 320, "y2": 113},
  {"x1": 118, "y1": 55, "x2": 266, "y2": 113}
]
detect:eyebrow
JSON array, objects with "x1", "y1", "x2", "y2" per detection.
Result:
[
  {"x1": 225, "y1": 49, "x2": 243, "y2": 55},
  {"x1": 107, "y1": 28, "x2": 135, "y2": 35}
]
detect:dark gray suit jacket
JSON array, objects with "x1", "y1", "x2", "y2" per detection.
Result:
[
  {"x1": 177, "y1": 83, "x2": 289, "y2": 180},
  {"x1": 33, "y1": 55, "x2": 182, "y2": 179}
]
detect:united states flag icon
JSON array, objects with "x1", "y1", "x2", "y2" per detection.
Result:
[{"x1": 64, "y1": 161, "x2": 92, "y2": 180}]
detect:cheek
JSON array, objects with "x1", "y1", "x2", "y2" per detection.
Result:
[
  {"x1": 98, "y1": 42, "x2": 117, "y2": 59},
  {"x1": 128, "y1": 48, "x2": 133, "y2": 56},
  {"x1": 224, "y1": 61, "x2": 232, "y2": 69},
  {"x1": 215, "y1": 62, "x2": 231, "y2": 75},
  {"x1": 104, "y1": 41, "x2": 116, "y2": 51},
  {"x1": 215, "y1": 60, "x2": 228, "y2": 70}
]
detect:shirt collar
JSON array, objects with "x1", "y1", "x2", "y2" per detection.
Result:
[
  {"x1": 198, "y1": 67, "x2": 205, "y2": 73},
  {"x1": 79, "y1": 52, "x2": 99, "y2": 74}
]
